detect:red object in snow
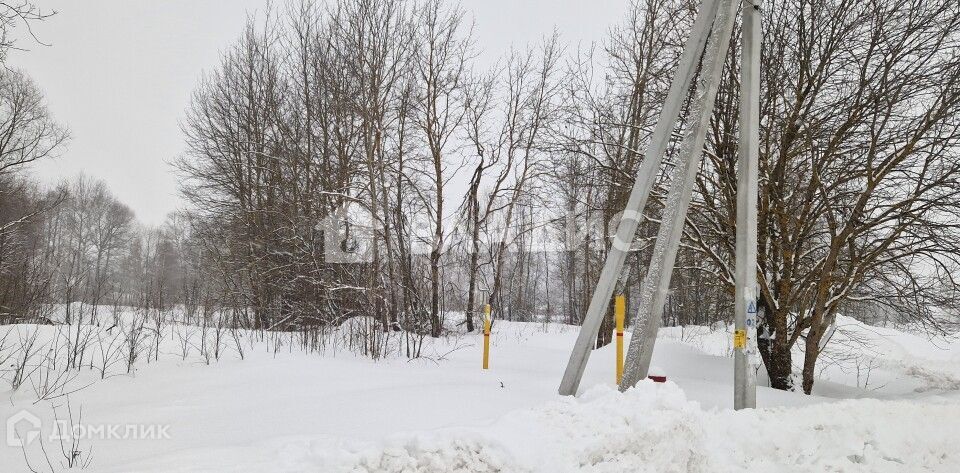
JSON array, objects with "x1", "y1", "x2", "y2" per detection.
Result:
[{"x1": 648, "y1": 375, "x2": 667, "y2": 383}]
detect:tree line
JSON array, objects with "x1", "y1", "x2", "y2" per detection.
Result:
[{"x1": 2, "y1": 0, "x2": 959, "y2": 393}]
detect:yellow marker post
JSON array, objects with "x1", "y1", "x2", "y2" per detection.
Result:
[
  {"x1": 482, "y1": 304, "x2": 491, "y2": 370},
  {"x1": 615, "y1": 295, "x2": 625, "y2": 384}
]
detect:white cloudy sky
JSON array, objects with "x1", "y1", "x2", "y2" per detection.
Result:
[{"x1": 10, "y1": 0, "x2": 627, "y2": 225}]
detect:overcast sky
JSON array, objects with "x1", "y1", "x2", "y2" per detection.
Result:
[{"x1": 10, "y1": 0, "x2": 627, "y2": 225}]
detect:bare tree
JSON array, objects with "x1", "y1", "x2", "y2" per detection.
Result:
[
  {"x1": 411, "y1": 0, "x2": 472, "y2": 336},
  {"x1": 551, "y1": 0, "x2": 691, "y2": 345},
  {"x1": 460, "y1": 36, "x2": 561, "y2": 324},
  {"x1": 0, "y1": 69, "x2": 68, "y2": 176},
  {"x1": 0, "y1": 1, "x2": 55, "y2": 62},
  {"x1": 687, "y1": 0, "x2": 960, "y2": 392}
]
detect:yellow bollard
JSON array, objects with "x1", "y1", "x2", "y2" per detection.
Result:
[
  {"x1": 482, "y1": 304, "x2": 491, "y2": 370},
  {"x1": 615, "y1": 295, "x2": 625, "y2": 384}
]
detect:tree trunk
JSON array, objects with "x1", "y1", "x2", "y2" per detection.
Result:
[
  {"x1": 758, "y1": 305, "x2": 794, "y2": 391},
  {"x1": 758, "y1": 333, "x2": 793, "y2": 390},
  {"x1": 463, "y1": 187, "x2": 481, "y2": 333},
  {"x1": 595, "y1": 302, "x2": 614, "y2": 348},
  {"x1": 429, "y1": 247, "x2": 441, "y2": 337},
  {"x1": 801, "y1": 327, "x2": 822, "y2": 394}
]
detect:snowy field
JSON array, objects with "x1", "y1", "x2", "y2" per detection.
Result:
[{"x1": 1, "y1": 311, "x2": 959, "y2": 472}]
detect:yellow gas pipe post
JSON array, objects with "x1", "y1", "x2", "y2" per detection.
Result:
[
  {"x1": 615, "y1": 295, "x2": 625, "y2": 384},
  {"x1": 482, "y1": 304, "x2": 491, "y2": 369}
]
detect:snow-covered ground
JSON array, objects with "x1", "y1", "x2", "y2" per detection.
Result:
[{"x1": 1, "y1": 311, "x2": 959, "y2": 472}]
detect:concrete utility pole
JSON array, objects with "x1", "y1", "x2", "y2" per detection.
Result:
[
  {"x1": 560, "y1": 0, "x2": 762, "y2": 407},
  {"x1": 557, "y1": 0, "x2": 722, "y2": 396},
  {"x1": 620, "y1": 0, "x2": 740, "y2": 391},
  {"x1": 734, "y1": 0, "x2": 762, "y2": 410}
]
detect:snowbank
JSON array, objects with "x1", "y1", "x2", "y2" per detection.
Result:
[{"x1": 138, "y1": 382, "x2": 960, "y2": 472}]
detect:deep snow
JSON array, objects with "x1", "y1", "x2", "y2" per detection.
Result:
[{"x1": 1, "y1": 312, "x2": 958, "y2": 472}]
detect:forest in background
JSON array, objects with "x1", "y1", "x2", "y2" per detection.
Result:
[{"x1": 2, "y1": 0, "x2": 959, "y2": 394}]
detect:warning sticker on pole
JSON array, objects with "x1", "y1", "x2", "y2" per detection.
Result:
[{"x1": 733, "y1": 329, "x2": 747, "y2": 349}]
